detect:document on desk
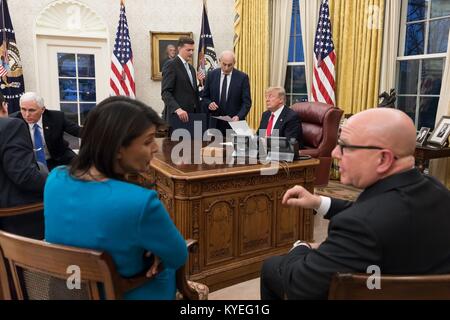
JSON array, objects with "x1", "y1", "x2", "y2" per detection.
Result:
[
  {"x1": 212, "y1": 115, "x2": 234, "y2": 122},
  {"x1": 228, "y1": 120, "x2": 254, "y2": 136}
]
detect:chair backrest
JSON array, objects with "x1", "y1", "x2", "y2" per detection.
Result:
[
  {"x1": 290, "y1": 102, "x2": 343, "y2": 157},
  {"x1": 0, "y1": 230, "x2": 155, "y2": 300},
  {"x1": 0, "y1": 203, "x2": 44, "y2": 218},
  {"x1": 329, "y1": 272, "x2": 450, "y2": 300}
]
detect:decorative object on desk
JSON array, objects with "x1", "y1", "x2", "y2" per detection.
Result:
[
  {"x1": 416, "y1": 127, "x2": 430, "y2": 146},
  {"x1": 150, "y1": 31, "x2": 193, "y2": 80},
  {"x1": 428, "y1": 116, "x2": 450, "y2": 147},
  {"x1": 378, "y1": 89, "x2": 396, "y2": 108}
]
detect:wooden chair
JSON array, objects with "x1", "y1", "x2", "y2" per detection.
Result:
[
  {"x1": 0, "y1": 203, "x2": 44, "y2": 218},
  {"x1": 0, "y1": 231, "x2": 203, "y2": 300},
  {"x1": 328, "y1": 272, "x2": 450, "y2": 300}
]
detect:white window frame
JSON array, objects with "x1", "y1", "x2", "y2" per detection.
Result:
[{"x1": 396, "y1": 0, "x2": 449, "y2": 127}]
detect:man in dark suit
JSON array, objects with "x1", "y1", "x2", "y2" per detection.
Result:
[
  {"x1": 257, "y1": 86, "x2": 302, "y2": 145},
  {"x1": 11, "y1": 92, "x2": 81, "y2": 171},
  {"x1": 202, "y1": 50, "x2": 251, "y2": 136},
  {"x1": 0, "y1": 115, "x2": 47, "y2": 239},
  {"x1": 161, "y1": 37, "x2": 205, "y2": 133},
  {"x1": 260, "y1": 108, "x2": 450, "y2": 300}
]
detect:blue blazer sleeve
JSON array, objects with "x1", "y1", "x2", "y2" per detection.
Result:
[{"x1": 137, "y1": 191, "x2": 188, "y2": 269}]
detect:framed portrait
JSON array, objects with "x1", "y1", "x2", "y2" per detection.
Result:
[
  {"x1": 150, "y1": 31, "x2": 193, "y2": 81},
  {"x1": 416, "y1": 127, "x2": 430, "y2": 146},
  {"x1": 428, "y1": 116, "x2": 450, "y2": 147}
]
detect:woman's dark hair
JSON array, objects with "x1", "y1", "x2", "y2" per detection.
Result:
[{"x1": 70, "y1": 96, "x2": 165, "y2": 180}]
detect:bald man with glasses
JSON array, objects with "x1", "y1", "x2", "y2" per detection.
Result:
[{"x1": 260, "y1": 108, "x2": 450, "y2": 300}]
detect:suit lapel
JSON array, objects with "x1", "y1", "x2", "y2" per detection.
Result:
[
  {"x1": 176, "y1": 57, "x2": 196, "y2": 92},
  {"x1": 42, "y1": 111, "x2": 51, "y2": 143}
]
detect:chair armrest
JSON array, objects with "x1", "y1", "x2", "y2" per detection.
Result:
[
  {"x1": 0, "y1": 202, "x2": 44, "y2": 217},
  {"x1": 176, "y1": 239, "x2": 200, "y2": 300}
]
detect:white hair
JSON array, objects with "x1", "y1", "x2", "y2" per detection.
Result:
[
  {"x1": 219, "y1": 50, "x2": 236, "y2": 62},
  {"x1": 20, "y1": 92, "x2": 45, "y2": 109}
]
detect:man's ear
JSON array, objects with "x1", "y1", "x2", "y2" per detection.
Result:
[{"x1": 376, "y1": 150, "x2": 395, "y2": 173}]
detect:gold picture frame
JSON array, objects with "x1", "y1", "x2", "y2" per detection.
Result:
[{"x1": 150, "y1": 31, "x2": 193, "y2": 81}]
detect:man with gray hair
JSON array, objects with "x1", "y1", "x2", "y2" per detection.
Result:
[
  {"x1": 202, "y1": 50, "x2": 251, "y2": 136},
  {"x1": 11, "y1": 92, "x2": 81, "y2": 170}
]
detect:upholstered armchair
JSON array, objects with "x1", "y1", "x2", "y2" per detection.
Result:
[{"x1": 290, "y1": 102, "x2": 343, "y2": 187}]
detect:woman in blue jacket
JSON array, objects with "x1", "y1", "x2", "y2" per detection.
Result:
[{"x1": 44, "y1": 96, "x2": 187, "y2": 299}]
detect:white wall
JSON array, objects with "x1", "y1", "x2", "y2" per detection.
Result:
[{"x1": 8, "y1": 0, "x2": 235, "y2": 113}]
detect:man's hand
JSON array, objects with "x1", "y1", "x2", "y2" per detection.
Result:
[
  {"x1": 145, "y1": 252, "x2": 162, "y2": 278},
  {"x1": 175, "y1": 108, "x2": 189, "y2": 123},
  {"x1": 208, "y1": 102, "x2": 219, "y2": 111},
  {"x1": 196, "y1": 71, "x2": 205, "y2": 82},
  {"x1": 0, "y1": 102, "x2": 8, "y2": 118},
  {"x1": 231, "y1": 116, "x2": 239, "y2": 122},
  {"x1": 282, "y1": 185, "x2": 322, "y2": 209}
]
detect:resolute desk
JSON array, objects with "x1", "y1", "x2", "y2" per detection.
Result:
[{"x1": 148, "y1": 139, "x2": 319, "y2": 291}]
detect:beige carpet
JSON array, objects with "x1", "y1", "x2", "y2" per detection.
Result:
[{"x1": 209, "y1": 180, "x2": 362, "y2": 300}]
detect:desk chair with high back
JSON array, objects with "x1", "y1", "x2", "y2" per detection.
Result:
[
  {"x1": 0, "y1": 231, "x2": 207, "y2": 300},
  {"x1": 290, "y1": 102, "x2": 343, "y2": 186},
  {"x1": 328, "y1": 272, "x2": 450, "y2": 300}
]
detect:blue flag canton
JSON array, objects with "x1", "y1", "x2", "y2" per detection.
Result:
[
  {"x1": 314, "y1": 0, "x2": 334, "y2": 62},
  {"x1": 113, "y1": 4, "x2": 132, "y2": 65}
]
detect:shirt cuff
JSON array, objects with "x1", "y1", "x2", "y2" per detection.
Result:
[
  {"x1": 290, "y1": 240, "x2": 311, "y2": 251},
  {"x1": 315, "y1": 196, "x2": 331, "y2": 216}
]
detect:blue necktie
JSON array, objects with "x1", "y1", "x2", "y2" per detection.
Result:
[{"x1": 33, "y1": 123, "x2": 47, "y2": 167}]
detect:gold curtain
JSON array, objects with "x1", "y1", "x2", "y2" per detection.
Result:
[
  {"x1": 329, "y1": 0, "x2": 385, "y2": 114},
  {"x1": 234, "y1": 0, "x2": 269, "y2": 129}
]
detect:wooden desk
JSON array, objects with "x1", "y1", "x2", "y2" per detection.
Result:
[
  {"x1": 415, "y1": 145, "x2": 450, "y2": 173},
  {"x1": 149, "y1": 139, "x2": 319, "y2": 291}
]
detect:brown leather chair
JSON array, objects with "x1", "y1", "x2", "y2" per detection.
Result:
[
  {"x1": 291, "y1": 102, "x2": 343, "y2": 186},
  {"x1": 328, "y1": 272, "x2": 450, "y2": 300},
  {"x1": 0, "y1": 230, "x2": 207, "y2": 300}
]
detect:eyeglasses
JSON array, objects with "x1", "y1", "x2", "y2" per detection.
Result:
[{"x1": 336, "y1": 140, "x2": 384, "y2": 155}]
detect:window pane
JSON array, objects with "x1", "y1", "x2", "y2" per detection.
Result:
[
  {"x1": 405, "y1": 22, "x2": 425, "y2": 55},
  {"x1": 428, "y1": 18, "x2": 450, "y2": 54},
  {"x1": 80, "y1": 103, "x2": 96, "y2": 124},
  {"x1": 398, "y1": 60, "x2": 420, "y2": 94},
  {"x1": 431, "y1": 0, "x2": 450, "y2": 18},
  {"x1": 59, "y1": 79, "x2": 78, "y2": 101},
  {"x1": 295, "y1": 35, "x2": 305, "y2": 62},
  {"x1": 60, "y1": 103, "x2": 78, "y2": 124},
  {"x1": 288, "y1": 36, "x2": 295, "y2": 62},
  {"x1": 284, "y1": 66, "x2": 293, "y2": 92},
  {"x1": 292, "y1": 66, "x2": 307, "y2": 94},
  {"x1": 418, "y1": 97, "x2": 439, "y2": 130},
  {"x1": 292, "y1": 95, "x2": 308, "y2": 104},
  {"x1": 77, "y1": 54, "x2": 95, "y2": 78},
  {"x1": 58, "y1": 53, "x2": 76, "y2": 77},
  {"x1": 421, "y1": 58, "x2": 443, "y2": 95},
  {"x1": 295, "y1": 0, "x2": 301, "y2": 36},
  {"x1": 78, "y1": 79, "x2": 96, "y2": 102},
  {"x1": 407, "y1": 0, "x2": 428, "y2": 22},
  {"x1": 397, "y1": 96, "x2": 417, "y2": 123}
]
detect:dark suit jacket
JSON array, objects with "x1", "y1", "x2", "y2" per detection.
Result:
[
  {"x1": 201, "y1": 68, "x2": 252, "y2": 122},
  {"x1": 257, "y1": 106, "x2": 303, "y2": 145},
  {"x1": 0, "y1": 117, "x2": 46, "y2": 239},
  {"x1": 276, "y1": 169, "x2": 450, "y2": 299},
  {"x1": 161, "y1": 56, "x2": 200, "y2": 128},
  {"x1": 12, "y1": 109, "x2": 81, "y2": 168}
]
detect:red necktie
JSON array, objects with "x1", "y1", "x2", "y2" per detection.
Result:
[{"x1": 266, "y1": 113, "x2": 275, "y2": 137}]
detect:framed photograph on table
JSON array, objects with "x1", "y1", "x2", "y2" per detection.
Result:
[
  {"x1": 428, "y1": 116, "x2": 450, "y2": 147},
  {"x1": 150, "y1": 31, "x2": 193, "y2": 81},
  {"x1": 416, "y1": 127, "x2": 430, "y2": 146}
]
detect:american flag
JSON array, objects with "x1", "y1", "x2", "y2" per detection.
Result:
[
  {"x1": 311, "y1": 0, "x2": 336, "y2": 106},
  {"x1": 197, "y1": 0, "x2": 217, "y2": 81},
  {"x1": 110, "y1": 0, "x2": 135, "y2": 98}
]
